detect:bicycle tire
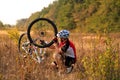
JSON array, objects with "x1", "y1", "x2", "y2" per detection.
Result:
[
  {"x1": 27, "y1": 18, "x2": 58, "y2": 48},
  {"x1": 18, "y1": 32, "x2": 27, "y2": 54}
]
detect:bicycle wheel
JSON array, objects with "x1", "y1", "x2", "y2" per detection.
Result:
[
  {"x1": 27, "y1": 18, "x2": 58, "y2": 48},
  {"x1": 18, "y1": 32, "x2": 30, "y2": 56}
]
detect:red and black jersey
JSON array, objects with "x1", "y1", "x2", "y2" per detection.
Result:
[{"x1": 59, "y1": 39, "x2": 76, "y2": 62}]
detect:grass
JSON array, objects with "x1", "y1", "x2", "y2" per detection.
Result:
[{"x1": 0, "y1": 30, "x2": 120, "y2": 80}]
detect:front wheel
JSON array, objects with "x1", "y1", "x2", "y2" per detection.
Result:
[{"x1": 27, "y1": 18, "x2": 58, "y2": 48}]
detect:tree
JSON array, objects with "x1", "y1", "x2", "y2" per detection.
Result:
[
  {"x1": 0, "y1": 21, "x2": 4, "y2": 28},
  {"x1": 16, "y1": 19, "x2": 27, "y2": 27}
]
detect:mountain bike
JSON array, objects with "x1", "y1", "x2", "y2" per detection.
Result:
[{"x1": 18, "y1": 18, "x2": 58, "y2": 63}]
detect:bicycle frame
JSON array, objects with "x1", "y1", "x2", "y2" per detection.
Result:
[{"x1": 21, "y1": 41, "x2": 43, "y2": 63}]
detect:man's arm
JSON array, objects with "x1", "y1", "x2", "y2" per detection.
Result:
[{"x1": 49, "y1": 37, "x2": 59, "y2": 49}]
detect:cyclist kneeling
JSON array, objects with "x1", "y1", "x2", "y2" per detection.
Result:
[{"x1": 51, "y1": 30, "x2": 77, "y2": 74}]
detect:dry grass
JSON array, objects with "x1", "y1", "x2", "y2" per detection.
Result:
[{"x1": 0, "y1": 31, "x2": 120, "y2": 80}]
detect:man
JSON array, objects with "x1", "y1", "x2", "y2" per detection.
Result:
[{"x1": 51, "y1": 30, "x2": 76, "y2": 74}]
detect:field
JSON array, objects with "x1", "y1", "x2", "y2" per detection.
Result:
[{"x1": 0, "y1": 30, "x2": 120, "y2": 80}]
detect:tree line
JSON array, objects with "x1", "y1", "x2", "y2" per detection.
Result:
[{"x1": 1, "y1": 0, "x2": 120, "y2": 33}]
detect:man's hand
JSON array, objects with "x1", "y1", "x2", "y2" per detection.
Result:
[{"x1": 52, "y1": 37, "x2": 58, "y2": 43}]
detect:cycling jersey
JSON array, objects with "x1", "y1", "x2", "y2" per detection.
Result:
[{"x1": 59, "y1": 39, "x2": 76, "y2": 62}]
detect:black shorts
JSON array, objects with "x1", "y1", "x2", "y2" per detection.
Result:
[{"x1": 64, "y1": 56, "x2": 75, "y2": 67}]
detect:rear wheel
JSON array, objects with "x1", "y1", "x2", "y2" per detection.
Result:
[{"x1": 18, "y1": 32, "x2": 29, "y2": 57}]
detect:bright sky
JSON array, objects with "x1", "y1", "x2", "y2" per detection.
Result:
[{"x1": 0, "y1": 0, "x2": 56, "y2": 25}]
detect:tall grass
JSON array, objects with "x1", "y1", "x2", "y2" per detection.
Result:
[
  {"x1": 0, "y1": 30, "x2": 120, "y2": 80},
  {"x1": 78, "y1": 33, "x2": 120, "y2": 80}
]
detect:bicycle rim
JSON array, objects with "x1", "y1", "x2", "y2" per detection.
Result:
[{"x1": 27, "y1": 18, "x2": 58, "y2": 48}]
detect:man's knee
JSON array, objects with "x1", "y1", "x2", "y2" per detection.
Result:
[{"x1": 53, "y1": 53, "x2": 62, "y2": 61}]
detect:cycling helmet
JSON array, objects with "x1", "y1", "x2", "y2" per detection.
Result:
[{"x1": 57, "y1": 30, "x2": 69, "y2": 38}]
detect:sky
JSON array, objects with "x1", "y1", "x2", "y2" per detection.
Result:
[{"x1": 0, "y1": 0, "x2": 56, "y2": 25}]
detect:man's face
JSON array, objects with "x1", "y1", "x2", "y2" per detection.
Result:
[{"x1": 60, "y1": 38, "x2": 67, "y2": 42}]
